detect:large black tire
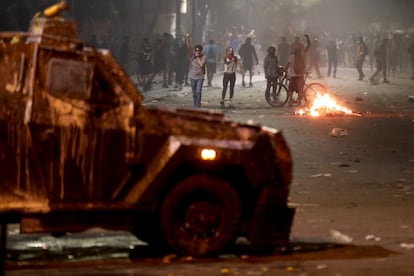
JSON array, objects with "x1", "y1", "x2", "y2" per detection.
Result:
[
  {"x1": 159, "y1": 174, "x2": 242, "y2": 257},
  {"x1": 265, "y1": 82, "x2": 289, "y2": 107}
]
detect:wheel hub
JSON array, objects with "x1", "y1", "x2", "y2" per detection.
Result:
[{"x1": 183, "y1": 201, "x2": 221, "y2": 239}]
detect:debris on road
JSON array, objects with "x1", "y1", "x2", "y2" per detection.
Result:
[
  {"x1": 317, "y1": 264, "x2": 328, "y2": 270},
  {"x1": 331, "y1": 162, "x2": 350, "y2": 167},
  {"x1": 346, "y1": 170, "x2": 359, "y2": 173},
  {"x1": 330, "y1": 128, "x2": 349, "y2": 137},
  {"x1": 311, "y1": 173, "x2": 332, "y2": 178},
  {"x1": 400, "y1": 243, "x2": 414, "y2": 250},
  {"x1": 365, "y1": 234, "x2": 381, "y2": 241},
  {"x1": 330, "y1": 229, "x2": 353, "y2": 244}
]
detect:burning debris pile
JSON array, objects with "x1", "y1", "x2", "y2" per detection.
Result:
[{"x1": 296, "y1": 93, "x2": 361, "y2": 117}]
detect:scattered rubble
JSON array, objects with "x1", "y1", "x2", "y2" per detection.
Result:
[
  {"x1": 400, "y1": 243, "x2": 414, "y2": 250},
  {"x1": 330, "y1": 230, "x2": 353, "y2": 244},
  {"x1": 330, "y1": 128, "x2": 349, "y2": 137}
]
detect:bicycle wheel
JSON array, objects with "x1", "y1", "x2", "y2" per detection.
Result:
[
  {"x1": 304, "y1": 82, "x2": 327, "y2": 104},
  {"x1": 265, "y1": 82, "x2": 289, "y2": 107}
]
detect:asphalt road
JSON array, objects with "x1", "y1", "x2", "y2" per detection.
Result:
[{"x1": 4, "y1": 67, "x2": 414, "y2": 275}]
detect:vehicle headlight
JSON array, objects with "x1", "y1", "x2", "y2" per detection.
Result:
[{"x1": 200, "y1": 148, "x2": 217, "y2": 161}]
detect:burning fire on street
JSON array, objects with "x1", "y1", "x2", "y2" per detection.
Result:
[{"x1": 296, "y1": 92, "x2": 362, "y2": 117}]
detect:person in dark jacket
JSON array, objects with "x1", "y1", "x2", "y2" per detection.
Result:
[
  {"x1": 286, "y1": 34, "x2": 311, "y2": 107},
  {"x1": 326, "y1": 39, "x2": 338, "y2": 78},
  {"x1": 355, "y1": 36, "x2": 369, "y2": 80},
  {"x1": 263, "y1": 46, "x2": 279, "y2": 99},
  {"x1": 277, "y1": 36, "x2": 290, "y2": 68},
  {"x1": 370, "y1": 38, "x2": 390, "y2": 84},
  {"x1": 238, "y1": 37, "x2": 259, "y2": 87},
  {"x1": 203, "y1": 39, "x2": 219, "y2": 87}
]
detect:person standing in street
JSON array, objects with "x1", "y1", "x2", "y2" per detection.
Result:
[
  {"x1": 172, "y1": 35, "x2": 188, "y2": 90},
  {"x1": 153, "y1": 38, "x2": 168, "y2": 88},
  {"x1": 277, "y1": 36, "x2": 290, "y2": 68},
  {"x1": 326, "y1": 39, "x2": 338, "y2": 78},
  {"x1": 238, "y1": 37, "x2": 259, "y2": 87},
  {"x1": 263, "y1": 45, "x2": 279, "y2": 98},
  {"x1": 370, "y1": 38, "x2": 390, "y2": 84},
  {"x1": 136, "y1": 38, "x2": 155, "y2": 91},
  {"x1": 186, "y1": 33, "x2": 206, "y2": 108},
  {"x1": 221, "y1": 47, "x2": 243, "y2": 106},
  {"x1": 308, "y1": 37, "x2": 323, "y2": 79},
  {"x1": 355, "y1": 36, "x2": 369, "y2": 80},
  {"x1": 286, "y1": 34, "x2": 311, "y2": 107},
  {"x1": 203, "y1": 39, "x2": 219, "y2": 87}
]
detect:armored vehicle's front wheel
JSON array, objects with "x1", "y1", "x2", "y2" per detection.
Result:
[{"x1": 159, "y1": 174, "x2": 242, "y2": 257}]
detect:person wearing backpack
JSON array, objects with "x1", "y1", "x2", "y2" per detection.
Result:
[
  {"x1": 203, "y1": 39, "x2": 219, "y2": 87},
  {"x1": 286, "y1": 34, "x2": 310, "y2": 107}
]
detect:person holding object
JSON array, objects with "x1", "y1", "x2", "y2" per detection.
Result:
[
  {"x1": 186, "y1": 33, "x2": 206, "y2": 108},
  {"x1": 221, "y1": 47, "x2": 243, "y2": 106}
]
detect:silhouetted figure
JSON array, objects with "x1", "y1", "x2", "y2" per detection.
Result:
[
  {"x1": 326, "y1": 39, "x2": 338, "y2": 78},
  {"x1": 153, "y1": 38, "x2": 168, "y2": 87},
  {"x1": 370, "y1": 38, "x2": 390, "y2": 84},
  {"x1": 238, "y1": 37, "x2": 259, "y2": 87},
  {"x1": 173, "y1": 35, "x2": 189, "y2": 90},
  {"x1": 277, "y1": 36, "x2": 290, "y2": 68},
  {"x1": 137, "y1": 38, "x2": 155, "y2": 91},
  {"x1": 355, "y1": 36, "x2": 369, "y2": 80},
  {"x1": 308, "y1": 37, "x2": 323, "y2": 78},
  {"x1": 204, "y1": 39, "x2": 219, "y2": 86},
  {"x1": 286, "y1": 35, "x2": 311, "y2": 107},
  {"x1": 264, "y1": 46, "x2": 279, "y2": 100}
]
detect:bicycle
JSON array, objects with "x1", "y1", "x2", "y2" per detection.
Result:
[
  {"x1": 292, "y1": 72, "x2": 328, "y2": 107},
  {"x1": 264, "y1": 66, "x2": 289, "y2": 107},
  {"x1": 265, "y1": 67, "x2": 327, "y2": 107}
]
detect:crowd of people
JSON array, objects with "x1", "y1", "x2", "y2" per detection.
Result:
[{"x1": 92, "y1": 27, "x2": 414, "y2": 108}]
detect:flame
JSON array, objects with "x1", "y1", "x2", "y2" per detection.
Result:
[{"x1": 297, "y1": 93, "x2": 354, "y2": 117}]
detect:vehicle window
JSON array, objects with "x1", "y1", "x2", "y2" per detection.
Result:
[{"x1": 47, "y1": 58, "x2": 93, "y2": 99}]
